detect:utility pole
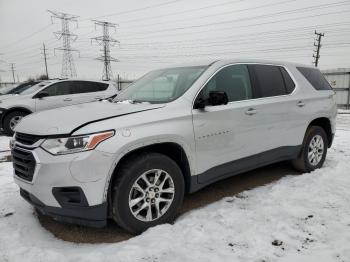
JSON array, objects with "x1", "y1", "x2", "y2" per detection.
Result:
[
  {"x1": 48, "y1": 10, "x2": 79, "y2": 78},
  {"x1": 313, "y1": 31, "x2": 325, "y2": 67},
  {"x1": 92, "y1": 20, "x2": 119, "y2": 81},
  {"x1": 42, "y1": 43, "x2": 49, "y2": 78},
  {"x1": 10, "y1": 63, "x2": 16, "y2": 83}
]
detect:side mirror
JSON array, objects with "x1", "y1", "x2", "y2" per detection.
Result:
[
  {"x1": 208, "y1": 91, "x2": 228, "y2": 106},
  {"x1": 194, "y1": 97, "x2": 207, "y2": 109},
  {"x1": 34, "y1": 92, "x2": 49, "y2": 99}
]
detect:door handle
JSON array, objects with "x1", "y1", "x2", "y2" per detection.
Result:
[
  {"x1": 63, "y1": 98, "x2": 72, "y2": 102},
  {"x1": 245, "y1": 108, "x2": 257, "y2": 115},
  {"x1": 297, "y1": 101, "x2": 305, "y2": 107}
]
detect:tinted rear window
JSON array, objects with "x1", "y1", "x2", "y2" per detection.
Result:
[
  {"x1": 250, "y1": 65, "x2": 286, "y2": 97},
  {"x1": 297, "y1": 67, "x2": 332, "y2": 90},
  {"x1": 74, "y1": 81, "x2": 109, "y2": 93}
]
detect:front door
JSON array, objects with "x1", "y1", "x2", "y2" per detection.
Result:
[
  {"x1": 192, "y1": 64, "x2": 266, "y2": 183},
  {"x1": 34, "y1": 81, "x2": 77, "y2": 111}
]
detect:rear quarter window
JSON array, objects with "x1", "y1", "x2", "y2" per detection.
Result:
[
  {"x1": 280, "y1": 67, "x2": 295, "y2": 94},
  {"x1": 297, "y1": 67, "x2": 332, "y2": 90}
]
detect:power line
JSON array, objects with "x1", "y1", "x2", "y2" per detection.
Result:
[
  {"x1": 118, "y1": 6, "x2": 350, "y2": 40},
  {"x1": 48, "y1": 10, "x2": 79, "y2": 78},
  {"x1": 124, "y1": 0, "x2": 297, "y2": 29},
  {"x1": 88, "y1": 0, "x2": 183, "y2": 20},
  {"x1": 92, "y1": 20, "x2": 119, "y2": 81},
  {"x1": 115, "y1": 0, "x2": 246, "y2": 24},
  {"x1": 313, "y1": 31, "x2": 325, "y2": 67},
  {"x1": 117, "y1": 0, "x2": 348, "y2": 31},
  {"x1": 0, "y1": 24, "x2": 53, "y2": 50}
]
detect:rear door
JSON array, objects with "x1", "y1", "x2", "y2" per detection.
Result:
[
  {"x1": 34, "y1": 81, "x2": 77, "y2": 111},
  {"x1": 73, "y1": 81, "x2": 111, "y2": 104},
  {"x1": 247, "y1": 64, "x2": 306, "y2": 151}
]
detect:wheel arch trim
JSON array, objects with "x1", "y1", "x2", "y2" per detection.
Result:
[
  {"x1": 102, "y1": 138, "x2": 195, "y2": 203},
  {"x1": 1, "y1": 106, "x2": 32, "y2": 127}
]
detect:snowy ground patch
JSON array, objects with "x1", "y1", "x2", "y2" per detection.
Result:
[{"x1": 0, "y1": 115, "x2": 350, "y2": 262}]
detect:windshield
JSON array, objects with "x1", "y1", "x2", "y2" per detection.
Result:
[
  {"x1": 20, "y1": 81, "x2": 52, "y2": 95},
  {"x1": 6, "y1": 82, "x2": 39, "y2": 94},
  {"x1": 0, "y1": 85, "x2": 18, "y2": 95},
  {"x1": 114, "y1": 66, "x2": 207, "y2": 103}
]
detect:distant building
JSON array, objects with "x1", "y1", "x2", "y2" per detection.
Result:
[{"x1": 322, "y1": 68, "x2": 350, "y2": 109}]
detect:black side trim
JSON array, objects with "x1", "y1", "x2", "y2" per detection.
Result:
[
  {"x1": 20, "y1": 188, "x2": 107, "y2": 228},
  {"x1": 189, "y1": 145, "x2": 301, "y2": 193}
]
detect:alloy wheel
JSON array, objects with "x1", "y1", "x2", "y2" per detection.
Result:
[
  {"x1": 308, "y1": 134, "x2": 324, "y2": 166},
  {"x1": 128, "y1": 169, "x2": 175, "y2": 222},
  {"x1": 9, "y1": 116, "x2": 23, "y2": 131}
]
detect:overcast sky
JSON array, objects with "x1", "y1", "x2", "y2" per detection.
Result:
[{"x1": 0, "y1": 0, "x2": 350, "y2": 82}]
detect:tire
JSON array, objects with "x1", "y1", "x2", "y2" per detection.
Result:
[
  {"x1": 112, "y1": 152, "x2": 185, "y2": 234},
  {"x1": 292, "y1": 126, "x2": 328, "y2": 173},
  {"x1": 3, "y1": 111, "x2": 28, "y2": 136}
]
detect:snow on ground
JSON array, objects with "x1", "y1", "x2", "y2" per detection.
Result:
[
  {"x1": 0, "y1": 135, "x2": 10, "y2": 151},
  {"x1": 0, "y1": 115, "x2": 350, "y2": 262},
  {"x1": 0, "y1": 136, "x2": 11, "y2": 162}
]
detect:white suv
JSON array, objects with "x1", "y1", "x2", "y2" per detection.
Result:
[
  {"x1": 11, "y1": 59, "x2": 336, "y2": 234},
  {"x1": 0, "y1": 79, "x2": 118, "y2": 135}
]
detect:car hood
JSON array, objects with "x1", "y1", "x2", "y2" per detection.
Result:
[
  {"x1": 0, "y1": 94, "x2": 19, "y2": 102},
  {"x1": 15, "y1": 101, "x2": 165, "y2": 136}
]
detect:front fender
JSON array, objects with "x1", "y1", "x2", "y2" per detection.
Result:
[{"x1": 101, "y1": 135, "x2": 196, "y2": 202}]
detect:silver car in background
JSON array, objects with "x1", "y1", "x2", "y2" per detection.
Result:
[{"x1": 11, "y1": 59, "x2": 336, "y2": 234}]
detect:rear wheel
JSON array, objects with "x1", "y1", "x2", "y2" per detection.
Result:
[
  {"x1": 3, "y1": 111, "x2": 28, "y2": 136},
  {"x1": 112, "y1": 152, "x2": 185, "y2": 234},
  {"x1": 292, "y1": 126, "x2": 328, "y2": 172}
]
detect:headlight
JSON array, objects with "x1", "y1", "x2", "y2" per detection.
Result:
[{"x1": 41, "y1": 130, "x2": 114, "y2": 155}]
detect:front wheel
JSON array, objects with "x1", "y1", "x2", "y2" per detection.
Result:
[
  {"x1": 292, "y1": 126, "x2": 328, "y2": 172},
  {"x1": 3, "y1": 111, "x2": 28, "y2": 136},
  {"x1": 112, "y1": 153, "x2": 185, "y2": 234}
]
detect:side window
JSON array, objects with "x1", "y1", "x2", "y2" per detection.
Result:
[
  {"x1": 280, "y1": 67, "x2": 295, "y2": 94},
  {"x1": 75, "y1": 81, "x2": 109, "y2": 94},
  {"x1": 199, "y1": 64, "x2": 253, "y2": 102},
  {"x1": 96, "y1": 82, "x2": 109, "y2": 91},
  {"x1": 41, "y1": 82, "x2": 74, "y2": 96},
  {"x1": 297, "y1": 67, "x2": 332, "y2": 90},
  {"x1": 41, "y1": 84, "x2": 57, "y2": 96},
  {"x1": 250, "y1": 65, "x2": 286, "y2": 97}
]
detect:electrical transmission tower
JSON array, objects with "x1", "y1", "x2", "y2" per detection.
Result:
[
  {"x1": 0, "y1": 56, "x2": 5, "y2": 79},
  {"x1": 41, "y1": 43, "x2": 49, "y2": 78},
  {"x1": 92, "y1": 20, "x2": 119, "y2": 81},
  {"x1": 313, "y1": 31, "x2": 325, "y2": 67},
  {"x1": 48, "y1": 10, "x2": 79, "y2": 78},
  {"x1": 10, "y1": 63, "x2": 16, "y2": 83}
]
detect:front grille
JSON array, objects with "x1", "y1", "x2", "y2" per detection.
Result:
[
  {"x1": 15, "y1": 133, "x2": 43, "y2": 146},
  {"x1": 12, "y1": 147, "x2": 36, "y2": 182}
]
